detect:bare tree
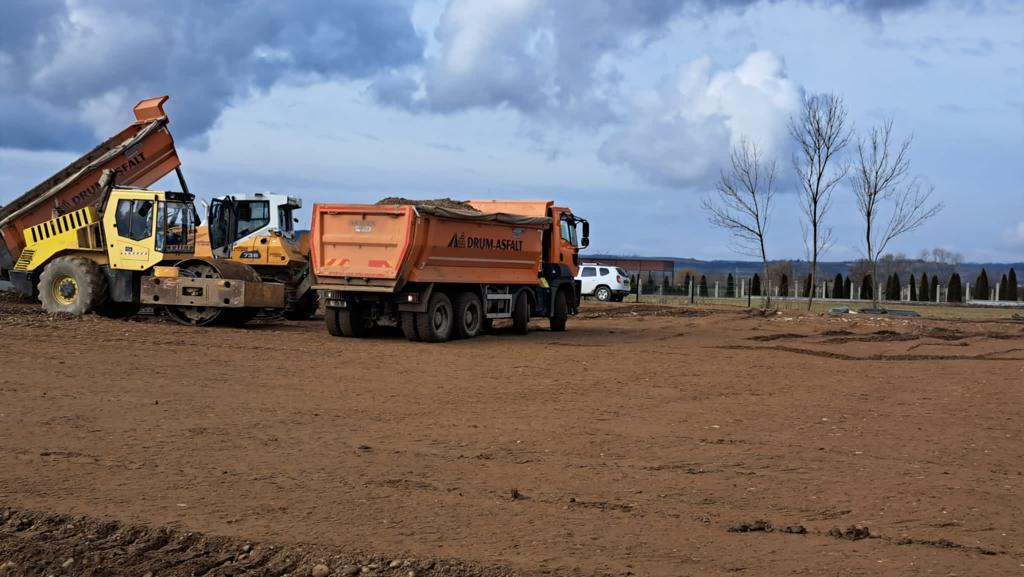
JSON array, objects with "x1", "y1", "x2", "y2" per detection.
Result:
[
  {"x1": 702, "y1": 139, "x2": 777, "y2": 307},
  {"x1": 853, "y1": 120, "x2": 943, "y2": 309},
  {"x1": 790, "y1": 93, "x2": 851, "y2": 309},
  {"x1": 919, "y1": 247, "x2": 962, "y2": 280}
]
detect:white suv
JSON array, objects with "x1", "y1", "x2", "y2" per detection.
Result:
[{"x1": 577, "y1": 263, "x2": 631, "y2": 301}]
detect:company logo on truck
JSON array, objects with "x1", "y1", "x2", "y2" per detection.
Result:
[
  {"x1": 447, "y1": 232, "x2": 522, "y2": 252},
  {"x1": 56, "y1": 151, "x2": 149, "y2": 213}
]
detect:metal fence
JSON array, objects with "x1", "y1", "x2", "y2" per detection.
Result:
[{"x1": 629, "y1": 277, "x2": 1023, "y2": 307}]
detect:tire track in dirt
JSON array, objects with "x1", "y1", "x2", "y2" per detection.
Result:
[
  {"x1": 718, "y1": 344, "x2": 1024, "y2": 362},
  {"x1": 0, "y1": 508, "x2": 540, "y2": 577}
]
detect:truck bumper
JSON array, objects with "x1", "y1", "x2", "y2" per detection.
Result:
[{"x1": 140, "y1": 276, "x2": 285, "y2": 309}]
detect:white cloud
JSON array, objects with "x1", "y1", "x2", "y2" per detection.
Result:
[{"x1": 599, "y1": 51, "x2": 802, "y2": 187}]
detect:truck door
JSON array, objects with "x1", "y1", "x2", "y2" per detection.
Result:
[{"x1": 108, "y1": 197, "x2": 162, "y2": 271}]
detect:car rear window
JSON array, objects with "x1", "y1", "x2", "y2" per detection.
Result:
[
  {"x1": 616, "y1": 268, "x2": 628, "y2": 277},
  {"x1": 600, "y1": 267, "x2": 609, "y2": 276}
]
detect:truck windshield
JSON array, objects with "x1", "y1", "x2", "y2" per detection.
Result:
[
  {"x1": 560, "y1": 214, "x2": 579, "y2": 247},
  {"x1": 157, "y1": 201, "x2": 195, "y2": 253},
  {"x1": 237, "y1": 201, "x2": 270, "y2": 238}
]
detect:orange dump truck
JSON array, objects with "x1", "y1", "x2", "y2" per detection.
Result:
[{"x1": 310, "y1": 200, "x2": 589, "y2": 342}]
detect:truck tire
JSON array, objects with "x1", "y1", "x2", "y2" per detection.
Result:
[
  {"x1": 550, "y1": 288, "x2": 568, "y2": 332},
  {"x1": 284, "y1": 290, "x2": 319, "y2": 321},
  {"x1": 338, "y1": 306, "x2": 368, "y2": 338},
  {"x1": 511, "y1": 291, "x2": 530, "y2": 335},
  {"x1": 595, "y1": 285, "x2": 612, "y2": 301},
  {"x1": 401, "y1": 311, "x2": 421, "y2": 341},
  {"x1": 326, "y1": 308, "x2": 343, "y2": 337},
  {"x1": 416, "y1": 292, "x2": 454, "y2": 342},
  {"x1": 38, "y1": 255, "x2": 108, "y2": 315},
  {"x1": 453, "y1": 291, "x2": 483, "y2": 339}
]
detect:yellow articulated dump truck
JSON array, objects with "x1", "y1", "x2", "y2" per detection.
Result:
[{"x1": 0, "y1": 96, "x2": 288, "y2": 326}]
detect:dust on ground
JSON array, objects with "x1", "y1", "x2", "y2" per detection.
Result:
[{"x1": 1, "y1": 300, "x2": 1022, "y2": 576}]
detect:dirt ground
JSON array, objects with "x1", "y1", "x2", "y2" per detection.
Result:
[{"x1": 1, "y1": 298, "x2": 1022, "y2": 576}]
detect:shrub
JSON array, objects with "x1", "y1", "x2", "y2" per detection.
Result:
[
  {"x1": 975, "y1": 268, "x2": 990, "y2": 300},
  {"x1": 948, "y1": 273, "x2": 963, "y2": 303}
]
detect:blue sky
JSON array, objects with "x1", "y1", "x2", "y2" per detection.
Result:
[{"x1": 1, "y1": 0, "x2": 1021, "y2": 262}]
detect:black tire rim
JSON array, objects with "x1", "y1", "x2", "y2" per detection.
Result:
[
  {"x1": 433, "y1": 302, "x2": 451, "y2": 333},
  {"x1": 464, "y1": 301, "x2": 480, "y2": 332}
]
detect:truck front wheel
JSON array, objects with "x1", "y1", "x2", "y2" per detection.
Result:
[
  {"x1": 511, "y1": 291, "x2": 530, "y2": 335},
  {"x1": 38, "y1": 256, "x2": 108, "y2": 316},
  {"x1": 453, "y1": 291, "x2": 483, "y2": 339},
  {"x1": 550, "y1": 289, "x2": 568, "y2": 332},
  {"x1": 416, "y1": 292, "x2": 454, "y2": 342}
]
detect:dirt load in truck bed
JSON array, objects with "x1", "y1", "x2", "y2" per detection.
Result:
[
  {"x1": 376, "y1": 197, "x2": 480, "y2": 211},
  {"x1": 1, "y1": 300, "x2": 1022, "y2": 576}
]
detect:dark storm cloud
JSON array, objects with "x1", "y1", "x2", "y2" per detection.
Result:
[{"x1": 0, "y1": 0, "x2": 423, "y2": 150}]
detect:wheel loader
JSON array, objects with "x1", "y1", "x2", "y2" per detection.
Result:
[{"x1": 195, "y1": 193, "x2": 318, "y2": 320}]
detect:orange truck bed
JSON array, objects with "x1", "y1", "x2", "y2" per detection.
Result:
[
  {"x1": 310, "y1": 203, "x2": 552, "y2": 292},
  {"x1": 0, "y1": 96, "x2": 181, "y2": 274}
]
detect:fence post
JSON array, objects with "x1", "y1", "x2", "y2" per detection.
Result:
[
  {"x1": 636, "y1": 278, "x2": 641, "y2": 303},
  {"x1": 689, "y1": 278, "x2": 695, "y2": 304},
  {"x1": 714, "y1": 281, "x2": 719, "y2": 299},
  {"x1": 967, "y1": 282, "x2": 971, "y2": 301}
]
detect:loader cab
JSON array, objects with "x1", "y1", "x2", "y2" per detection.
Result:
[
  {"x1": 207, "y1": 193, "x2": 303, "y2": 263},
  {"x1": 104, "y1": 189, "x2": 198, "y2": 271}
]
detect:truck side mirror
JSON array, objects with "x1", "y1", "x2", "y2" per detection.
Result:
[
  {"x1": 581, "y1": 221, "x2": 590, "y2": 248},
  {"x1": 580, "y1": 236, "x2": 590, "y2": 248}
]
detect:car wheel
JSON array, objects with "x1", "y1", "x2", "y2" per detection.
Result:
[{"x1": 595, "y1": 285, "x2": 612, "y2": 301}]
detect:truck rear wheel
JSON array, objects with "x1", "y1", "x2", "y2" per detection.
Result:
[
  {"x1": 338, "y1": 306, "x2": 368, "y2": 338},
  {"x1": 326, "y1": 308, "x2": 343, "y2": 336},
  {"x1": 416, "y1": 292, "x2": 454, "y2": 342},
  {"x1": 550, "y1": 289, "x2": 568, "y2": 332},
  {"x1": 453, "y1": 291, "x2": 483, "y2": 339},
  {"x1": 511, "y1": 291, "x2": 530, "y2": 335},
  {"x1": 401, "y1": 311, "x2": 421, "y2": 341},
  {"x1": 38, "y1": 256, "x2": 108, "y2": 316}
]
